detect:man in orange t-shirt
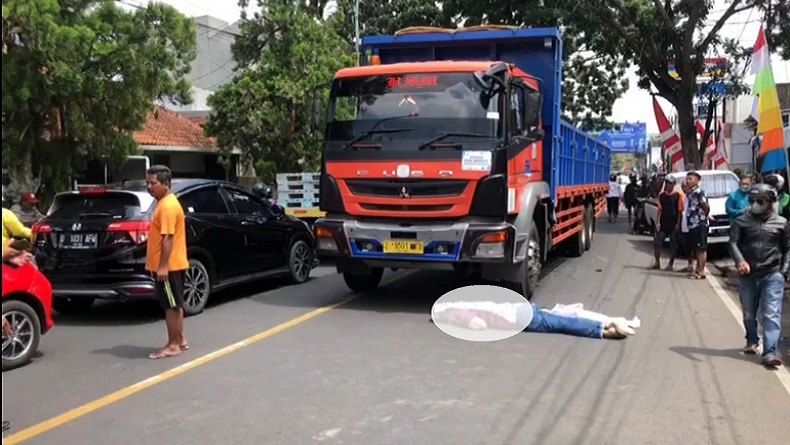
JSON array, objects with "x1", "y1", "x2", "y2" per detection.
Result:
[{"x1": 145, "y1": 165, "x2": 189, "y2": 360}]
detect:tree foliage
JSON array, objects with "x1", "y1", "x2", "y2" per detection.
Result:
[
  {"x1": 559, "y1": 0, "x2": 788, "y2": 168},
  {"x1": 439, "y1": 0, "x2": 631, "y2": 131},
  {"x1": 204, "y1": 1, "x2": 354, "y2": 174},
  {"x1": 2, "y1": 0, "x2": 197, "y2": 196}
]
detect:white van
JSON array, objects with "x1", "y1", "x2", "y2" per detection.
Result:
[{"x1": 643, "y1": 169, "x2": 740, "y2": 245}]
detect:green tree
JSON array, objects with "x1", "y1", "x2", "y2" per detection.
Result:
[
  {"x1": 540, "y1": 0, "x2": 788, "y2": 168},
  {"x1": 2, "y1": 0, "x2": 196, "y2": 197},
  {"x1": 204, "y1": 1, "x2": 355, "y2": 174}
]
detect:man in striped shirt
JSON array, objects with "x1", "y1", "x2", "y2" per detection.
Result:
[{"x1": 432, "y1": 302, "x2": 635, "y2": 339}]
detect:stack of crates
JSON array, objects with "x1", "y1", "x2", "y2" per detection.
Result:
[{"x1": 276, "y1": 172, "x2": 324, "y2": 219}]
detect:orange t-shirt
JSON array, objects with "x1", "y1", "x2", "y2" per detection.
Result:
[{"x1": 145, "y1": 193, "x2": 189, "y2": 272}]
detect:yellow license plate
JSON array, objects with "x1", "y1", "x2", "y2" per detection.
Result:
[{"x1": 382, "y1": 240, "x2": 424, "y2": 254}]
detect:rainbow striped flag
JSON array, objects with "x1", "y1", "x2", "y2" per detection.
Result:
[{"x1": 750, "y1": 26, "x2": 787, "y2": 173}]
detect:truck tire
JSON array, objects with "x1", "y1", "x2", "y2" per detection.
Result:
[
  {"x1": 343, "y1": 268, "x2": 384, "y2": 293},
  {"x1": 519, "y1": 225, "x2": 542, "y2": 300},
  {"x1": 584, "y1": 205, "x2": 594, "y2": 251}
]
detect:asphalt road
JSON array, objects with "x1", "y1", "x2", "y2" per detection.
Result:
[{"x1": 3, "y1": 219, "x2": 790, "y2": 445}]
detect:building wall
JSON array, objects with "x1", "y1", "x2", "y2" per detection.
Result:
[{"x1": 188, "y1": 16, "x2": 239, "y2": 92}]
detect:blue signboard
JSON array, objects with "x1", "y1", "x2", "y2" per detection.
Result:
[{"x1": 597, "y1": 122, "x2": 648, "y2": 154}]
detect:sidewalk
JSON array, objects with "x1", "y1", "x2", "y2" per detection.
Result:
[{"x1": 710, "y1": 260, "x2": 790, "y2": 366}]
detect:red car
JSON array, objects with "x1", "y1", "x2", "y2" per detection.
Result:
[{"x1": 2, "y1": 261, "x2": 54, "y2": 371}]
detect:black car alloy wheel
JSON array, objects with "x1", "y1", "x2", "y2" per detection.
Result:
[
  {"x1": 289, "y1": 240, "x2": 313, "y2": 284},
  {"x1": 183, "y1": 259, "x2": 211, "y2": 316}
]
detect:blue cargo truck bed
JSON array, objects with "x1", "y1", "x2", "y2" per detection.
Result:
[{"x1": 361, "y1": 27, "x2": 611, "y2": 198}]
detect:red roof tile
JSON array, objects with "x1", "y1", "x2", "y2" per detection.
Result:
[{"x1": 133, "y1": 107, "x2": 217, "y2": 148}]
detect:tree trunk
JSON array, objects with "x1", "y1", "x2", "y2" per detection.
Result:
[
  {"x1": 675, "y1": 91, "x2": 701, "y2": 170},
  {"x1": 6, "y1": 148, "x2": 40, "y2": 197}
]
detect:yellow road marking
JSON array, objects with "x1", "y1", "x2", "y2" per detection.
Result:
[{"x1": 3, "y1": 296, "x2": 356, "y2": 444}]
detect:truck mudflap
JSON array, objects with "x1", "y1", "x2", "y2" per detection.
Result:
[{"x1": 314, "y1": 217, "x2": 517, "y2": 266}]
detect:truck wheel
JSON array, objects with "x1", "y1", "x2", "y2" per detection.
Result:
[
  {"x1": 519, "y1": 225, "x2": 542, "y2": 300},
  {"x1": 343, "y1": 268, "x2": 384, "y2": 293},
  {"x1": 2, "y1": 299, "x2": 42, "y2": 371},
  {"x1": 584, "y1": 205, "x2": 594, "y2": 251}
]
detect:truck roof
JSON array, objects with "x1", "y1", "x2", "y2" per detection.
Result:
[{"x1": 335, "y1": 61, "x2": 496, "y2": 79}]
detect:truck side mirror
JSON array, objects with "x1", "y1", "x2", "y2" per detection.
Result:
[{"x1": 524, "y1": 90, "x2": 542, "y2": 128}]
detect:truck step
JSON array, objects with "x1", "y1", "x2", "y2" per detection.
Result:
[{"x1": 277, "y1": 191, "x2": 319, "y2": 201}]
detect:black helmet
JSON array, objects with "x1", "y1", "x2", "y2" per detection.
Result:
[
  {"x1": 748, "y1": 183, "x2": 778, "y2": 202},
  {"x1": 763, "y1": 173, "x2": 785, "y2": 192},
  {"x1": 252, "y1": 182, "x2": 273, "y2": 198}
]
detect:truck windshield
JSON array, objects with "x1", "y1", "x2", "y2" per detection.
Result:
[{"x1": 325, "y1": 72, "x2": 501, "y2": 149}]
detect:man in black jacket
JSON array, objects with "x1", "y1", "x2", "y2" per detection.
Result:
[{"x1": 728, "y1": 183, "x2": 790, "y2": 368}]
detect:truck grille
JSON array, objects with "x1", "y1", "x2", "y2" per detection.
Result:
[
  {"x1": 359, "y1": 204, "x2": 453, "y2": 212},
  {"x1": 345, "y1": 179, "x2": 467, "y2": 198}
]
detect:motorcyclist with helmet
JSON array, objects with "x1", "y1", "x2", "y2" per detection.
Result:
[
  {"x1": 728, "y1": 182, "x2": 790, "y2": 368},
  {"x1": 252, "y1": 183, "x2": 276, "y2": 205}
]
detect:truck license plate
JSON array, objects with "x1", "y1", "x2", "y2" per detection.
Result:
[{"x1": 383, "y1": 240, "x2": 424, "y2": 254}]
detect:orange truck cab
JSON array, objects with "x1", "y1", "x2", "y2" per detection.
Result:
[{"x1": 311, "y1": 26, "x2": 611, "y2": 298}]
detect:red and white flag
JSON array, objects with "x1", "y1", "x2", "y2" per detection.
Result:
[
  {"x1": 695, "y1": 120, "x2": 716, "y2": 166},
  {"x1": 712, "y1": 121, "x2": 727, "y2": 169},
  {"x1": 652, "y1": 96, "x2": 684, "y2": 171}
]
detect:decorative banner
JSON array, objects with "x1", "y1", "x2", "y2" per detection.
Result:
[
  {"x1": 750, "y1": 25, "x2": 787, "y2": 173},
  {"x1": 713, "y1": 121, "x2": 727, "y2": 169},
  {"x1": 695, "y1": 120, "x2": 717, "y2": 164},
  {"x1": 668, "y1": 57, "x2": 726, "y2": 80}
]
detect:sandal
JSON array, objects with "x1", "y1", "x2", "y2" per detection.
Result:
[{"x1": 148, "y1": 349, "x2": 182, "y2": 360}]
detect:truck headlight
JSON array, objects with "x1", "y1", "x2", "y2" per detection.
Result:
[{"x1": 474, "y1": 231, "x2": 507, "y2": 258}]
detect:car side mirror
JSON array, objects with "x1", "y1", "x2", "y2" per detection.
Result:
[{"x1": 272, "y1": 204, "x2": 285, "y2": 215}]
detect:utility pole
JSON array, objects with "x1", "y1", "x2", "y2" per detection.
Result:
[{"x1": 354, "y1": 0, "x2": 360, "y2": 66}]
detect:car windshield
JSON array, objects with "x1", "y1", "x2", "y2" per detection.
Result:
[
  {"x1": 47, "y1": 192, "x2": 153, "y2": 219},
  {"x1": 325, "y1": 71, "x2": 502, "y2": 149}
]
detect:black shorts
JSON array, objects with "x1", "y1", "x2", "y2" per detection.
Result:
[
  {"x1": 688, "y1": 226, "x2": 708, "y2": 251},
  {"x1": 653, "y1": 229, "x2": 678, "y2": 250},
  {"x1": 154, "y1": 270, "x2": 186, "y2": 310}
]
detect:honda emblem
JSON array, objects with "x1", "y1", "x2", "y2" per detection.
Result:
[{"x1": 72, "y1": 223, "x2": 82, "y2": 231}]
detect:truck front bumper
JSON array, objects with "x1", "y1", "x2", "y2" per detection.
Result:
[{"x1": 314, "y1": 216, "x2": 516, "y2": 266}]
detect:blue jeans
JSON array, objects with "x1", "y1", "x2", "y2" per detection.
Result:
[
  {"x1": 520, "y1": 303, "x2": 604, "y2": 339},
  {"x1": 739, "y1": 272, "x2": 785, "y2": 357}
]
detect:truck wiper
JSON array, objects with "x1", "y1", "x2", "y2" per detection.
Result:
[
  {"x1": 343, "y1": 128, "x2": 410, "y2": 149},
  {"x1": 418, "y1": 132, "x2": 490, "y2": 150}
]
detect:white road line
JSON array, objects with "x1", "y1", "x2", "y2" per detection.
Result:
[{"x1": 706, "y1": 269, "x2": 790, "y2": 398}]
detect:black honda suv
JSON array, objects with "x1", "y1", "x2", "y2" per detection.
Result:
[{"x1": 33, "y1": 179, "x2": 317, "y2": 316}]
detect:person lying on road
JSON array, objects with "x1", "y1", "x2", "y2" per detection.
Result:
[{"x1": 431, "y1": 301, "x2": 638, "y2": 340}]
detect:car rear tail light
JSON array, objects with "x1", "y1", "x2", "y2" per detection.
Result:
[
  {"x1": 80, "y1": 187, "x2": 107, "y2": 194},
  {"x1": 32, "y1": 222, "x2": 52, "y2": 234},
  {"x1": 107, "y1": 220, "x2": 150, "y2": 244}
]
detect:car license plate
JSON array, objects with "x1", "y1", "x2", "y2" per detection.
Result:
[
  {"x1": 382, "y1": 240, "x2": 424, "y2": 254},
  {"x1": 59, "y1": 232, "x2": 99, "y2": 250}
]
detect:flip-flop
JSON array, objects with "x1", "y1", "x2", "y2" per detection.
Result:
[
  {"x1": 148, "y1": 350, "x2": 181, "y2": 360},
  {"x1": 180, "y1": 344, "x2": 190, "y2": 351}
]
